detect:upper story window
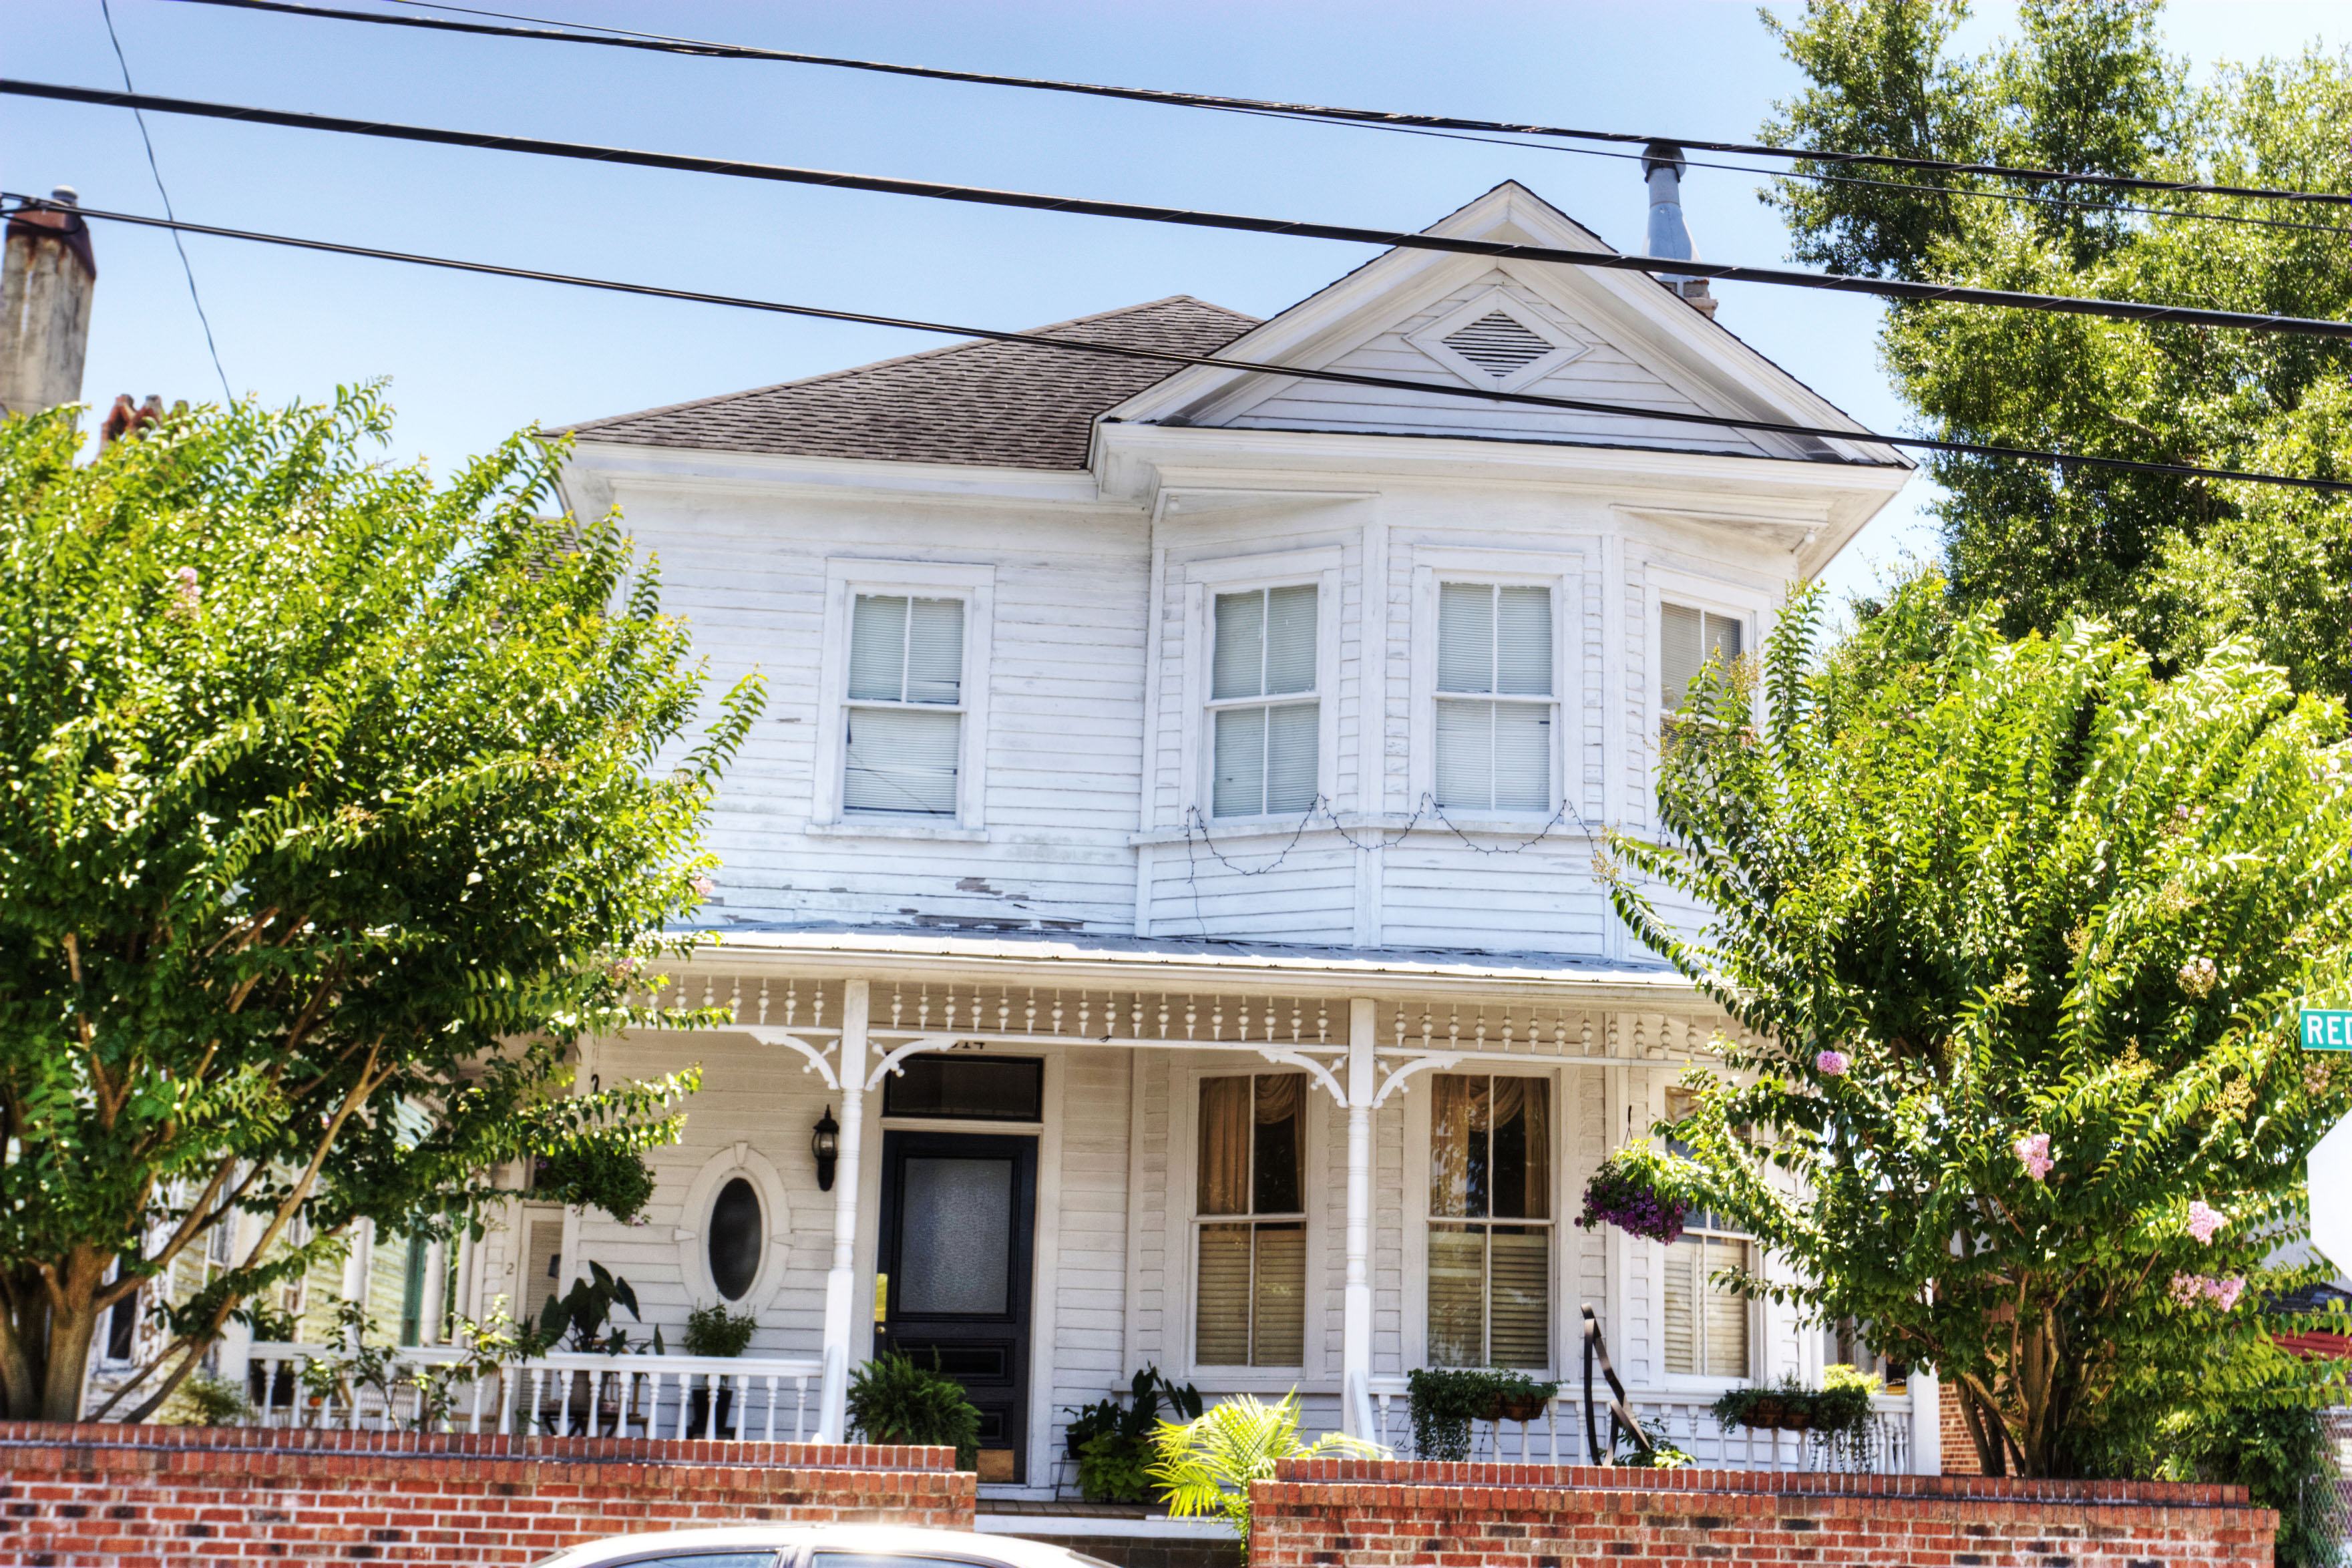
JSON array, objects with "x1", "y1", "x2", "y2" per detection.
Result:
[
  {"x1": 1660, "y1": 600, "x2": 1742, "y2": 731},
  {"x1": 1195, "y1": 1072, "x2": 1306, "y2": 1367},
  {"x1": 1434, "y1": 582, "x2": 1553, "y2": 813},
  {"x1": 1209, "y1": 584, "x2": 1318, "y2": 819},
  {"x1": 845, "y1": 592, "x2": 965, "y2": 816},
  {"x1": 1426, "y1": 1073, "x2": 1551, "y2": 1369}
]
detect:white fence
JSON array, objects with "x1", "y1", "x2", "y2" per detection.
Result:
[
  {"x1": 241, "y1": 1342, "x2": 825, "y2": 1440},
  {"x1": 1364, "y1": 1379, "x2": 1913, "y2": 1474}
]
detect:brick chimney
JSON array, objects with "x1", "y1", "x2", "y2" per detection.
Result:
[
  {"x1": 1641, "y1": 144, "x2": 1718, "y2": 320},
  {"x1": 1, "y1": 188, "x2": 99, "y2": 417}
]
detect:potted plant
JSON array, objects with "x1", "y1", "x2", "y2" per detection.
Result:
[
  {"x1": 1574, "y1": 1154, "x2": 1691, "y2": 1245},
  {"x1": 1061, "y1": 1364, "x2": 1203, "y2": 1503},
  {"x1": 1711, "y1": 1366, "x2": 1879, "y2": 1460},
  {"x1": 536, "y1": 1263, "x2": 660, "y2": 1434},
  {"x1": 682, "y1": 1302, "x2": 758, "y2": 1438},
  {"x1": 1405, "y1": 1368, "x2": 1561, "y2": 1458},
  {"x1": 846, "y1": 1349, "x2": 984, "y2": 1470}
]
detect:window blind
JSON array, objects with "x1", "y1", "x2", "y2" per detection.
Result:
[
  {"x1": 1661, "y1": 1233, "x2": 1750, "y2": 1377},
  {"x1": 844, "y1": 594, "x2": 964, "y2": 815},
  {"x1": 1660, "y1": 602, "x2": 1742, "y2": 719},
  {"x1": 1196, "y1": 1073, "x2": 1308, "y2": 1368},
  {"x1": 1211, "y1": 584, "x2": 1318, "y2": 817},
  {"x1": 1435, "y1": 582, "x2": 1552, "y2": 812}
]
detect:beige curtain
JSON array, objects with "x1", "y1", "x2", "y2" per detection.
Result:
[
  {"x1": 1198, "y1": 1076, "x2": 1249, "y2": 1216},
  {"x1": 1254, "y1": 1071, "x2": 1302, "y2": 1131},
  {"x1": 1493, "y1": 1077, "x2": 1551, "y2": 1221},
  {"x1": 1428, "y1": 1074, "x2": 1485, "y2": 1217}
]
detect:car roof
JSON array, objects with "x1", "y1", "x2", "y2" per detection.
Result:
[{"x1": 534, "y1": 1525, "x2": 1103, "y2": 1568}]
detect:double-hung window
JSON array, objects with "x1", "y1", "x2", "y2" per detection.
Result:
[
  {"x1": 1434, "y1": 582, "x2": 1554, "y2": 813},
  {"x1": 1427, "y1": 1074, "x2": 1551, "y2": 1368},
  {"x1": 1662, "y1": 1220, "x2": 1752, "y2": 1379},
  {"x1": 843, "y1": 593, "x2": 965, "y2": 816},
  {"x1": 1659, "y1": 601, "x2": 1742, "y2": 731},
  {"x1": 1194, "y1": 1072, "x2": 1306, "y2": 1367},
  {"x1": 1209, "y1": 584, "x2": 1318, "y2": 819}
]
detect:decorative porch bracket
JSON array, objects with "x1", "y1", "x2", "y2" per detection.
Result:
[
  {"x1": 1370, "y1": 1050, "x2": 1464, "y2": 1109},
  {"x1": 863, "y1": 1033, "x2": 967, "y2": 1093},
  {"x1": 741, "y1": 1028, "x2": 843, "y2": 1092}
]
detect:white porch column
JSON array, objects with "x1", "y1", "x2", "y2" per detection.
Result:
[
  {"x1": 1342, "y1": 997, "x2": 1376, "y2": 1439},
  {"x1": 1909, "y1": 1365, "x2": 1944, "y2": 1475},
  {"x1": 818, "y1": 978, "x2": 870, "y2": 1442}
]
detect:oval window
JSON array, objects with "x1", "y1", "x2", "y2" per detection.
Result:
[{"x1": 707, "y1": 1177, "x2": 762, "y2": 1301}]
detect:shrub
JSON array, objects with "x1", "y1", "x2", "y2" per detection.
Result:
[
  {"x1": 681, "y1": 1302, "x2": 758, "y2": 1358},
  {"x1": 1150, "y1": 1392, "x2": 1382, "y2": 1547},
  {"x1": 847, "y1": 1350, "x2": 981, "y2": 1470},
  {"x1": 162, "y1": 1370, "x2": 251, "y2": 1426},
  {"x1": 1062, "y1": 1365, "x2": 1203, "y2": 1503}
]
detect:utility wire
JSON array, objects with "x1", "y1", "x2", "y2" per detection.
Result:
[
  {"x1": 100, "y1": 0, "x2": 232, "y2": 403},
  {"x1": 7, "y1": 192, "x2": 2347, "y2": 498},
  {"x1": 7, "y1": 79, "x2": 2350, "y2": 344},
  {"x1": 172, "y1": 0, "x2": 2352, "y2": 208}
]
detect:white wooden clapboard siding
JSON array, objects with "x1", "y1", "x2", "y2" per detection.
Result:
[{"x1": 1050, "y1": 1049, "x2": 1132, "y2": 1448}]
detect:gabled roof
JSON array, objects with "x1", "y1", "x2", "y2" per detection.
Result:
[
  {"x1": 562, "y1": 295, "x2": 1257, "y2": 471},
  {"x1": 1104, "y1": 182, "x2": 1905, "y2": 471}
]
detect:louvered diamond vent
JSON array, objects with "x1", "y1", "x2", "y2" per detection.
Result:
[{"x1": 1442, "y1": 311, "x2": 1555, "y2": 377}]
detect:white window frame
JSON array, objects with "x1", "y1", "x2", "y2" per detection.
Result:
[
  {"x1": 1179, "y1": 547, "x2": 1342, "y2": 827},
  {"x1": 1641, "y1": 563, "x2": 1769, "y2": 794},
  {"x1": 1653, "y1": 1082, "x2": 1762, "y2": 1392},
  {"x1": 811, "y1": 558, "x2": 995, "y2": 837},
  {"x1": 1402, "y1": 1064, "x2": 1564, "y2": 1378},
  {"x1": 1169, "y1": 1058, "x2": 1330, "y2": 1390},
  {"x1": 1408, "y1": 548, "x2": 1581, "y2": 825}
]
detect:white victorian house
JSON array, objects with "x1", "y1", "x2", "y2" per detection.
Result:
[{"x1": 443, "y1": 179, "x2": 1929, "y2": 1489}]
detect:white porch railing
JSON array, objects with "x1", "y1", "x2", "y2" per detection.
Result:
[
  {"x1": 242, "y1": 1342, "x2": 824, "y2": 1440},
  {"x1": 1365, "y1": 1378, "x2": 1913, "y2": 1474}
]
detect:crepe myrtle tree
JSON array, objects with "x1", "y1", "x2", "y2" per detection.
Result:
[
  {"x1": 1602, "y1": 577, "x2": 2352, "y2": 1478},
  {"x1": 0, "y1": 388, "x2": 764, "y2": 1422}
]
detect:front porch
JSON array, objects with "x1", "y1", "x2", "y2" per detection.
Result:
[{"x1": 398, "y1": 929, "x2": 1945, "y2": 1487}]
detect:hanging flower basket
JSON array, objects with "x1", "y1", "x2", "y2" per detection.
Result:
[
  {"x1": 1479, "y1": 1392, "x2": 1552, "y2": 1424},
  {"x1": 1575, "y1": 1157, "x2": 1690, "y2": 1245},
  {"x1": 1729, "y1": 1396, "x2": 1813, "y2": 1432}
]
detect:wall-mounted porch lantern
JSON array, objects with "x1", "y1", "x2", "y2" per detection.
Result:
[{"x1": 812, "y1": 1107, "x2": 840, "y2": 1191}]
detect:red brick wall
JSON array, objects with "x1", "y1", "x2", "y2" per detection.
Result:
[
  {"x1": 1252, "y1": 1458, "x2": 2275, "y2": 1568},
  {"x1": 0, "y1": 1422, "x2": 973, "y2": 1566}
]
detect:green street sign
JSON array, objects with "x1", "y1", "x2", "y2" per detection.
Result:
[{"x1": 2301, "y1": 1010, "x2": 2352, "y2": 1051}]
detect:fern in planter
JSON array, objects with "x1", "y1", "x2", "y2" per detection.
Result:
[{"x1": 847, "y1": 1350, "x2": 982, "y2": 1470}]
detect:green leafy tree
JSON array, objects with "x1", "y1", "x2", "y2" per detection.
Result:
[
  {"x1": 1760, "y1": 1, "x2": 2352, "y2": 688},
  {"x1": 1603, "y1": 580, "x2": 2352, "y2": 1478},
  {"x1": 0, "y1": 389, "x2": 763, "y2": 1422}
]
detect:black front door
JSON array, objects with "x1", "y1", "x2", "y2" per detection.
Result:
[{"x1": 875, "y1": 1131, "x2": 1036, "y2": 1483}]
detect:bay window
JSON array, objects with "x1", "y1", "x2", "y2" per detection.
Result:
[
  {"x1": 1434, "y1": 582, "x2": 1554, "y2": 813},
  {"x1": 1209, "y1": 584, "x2": 1318, "y2": 819}
]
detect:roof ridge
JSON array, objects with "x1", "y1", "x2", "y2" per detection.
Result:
[{"x1": 562, "y1": 294, "x2": 1258, "y2": 436}]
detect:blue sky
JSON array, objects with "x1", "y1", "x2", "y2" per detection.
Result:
[{"x1": 5, "y1": 0, "x2": 2343, "y2": 602}]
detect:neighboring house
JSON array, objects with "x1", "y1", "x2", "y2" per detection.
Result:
[{"x1": 453, "y1": 178, "x2": 1923, "y2": 1490}]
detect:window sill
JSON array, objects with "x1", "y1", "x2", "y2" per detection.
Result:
[{"x1": 806, "y1": 819, "x2": 990, "y2": 843}]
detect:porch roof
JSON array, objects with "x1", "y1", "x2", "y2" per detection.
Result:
[{"x1": 672, "y1": 920, "x2": 1703, "y2": 1005}]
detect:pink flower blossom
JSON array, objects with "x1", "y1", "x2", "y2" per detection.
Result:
[
  {"x1": 1815, "y1": 1050, "x2": 1849, "y2": 1077},
  {"x1": 2186, "y1": 1200, "x2": 2223, "y2": 1245},
  {"x1": 170, "y1": 565, "x2": 200, "y2": 617},
  {"x1": 689, "y1": 875, "x2": 715, "y2": 900},
  {"x1": 2169, "y1": 1272, "x2": 2248, "y2": 1310},
  {"x1": 2013, "y1": 1133, "x2": 2053, "y2": 1181}
]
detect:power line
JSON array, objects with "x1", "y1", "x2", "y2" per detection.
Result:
[
  {"x1": 99, "y1": 0, "x2": 232, "y2": 403},
  {"x1": 7, "y1": 78, "x2": 2350, "y2": 344},
  {"x1": 173, "y1": 0, "x2": 2352, "y2": 209},
  {"x1": 8, "y1": 192, "x2": 2347, "y2": 498}
]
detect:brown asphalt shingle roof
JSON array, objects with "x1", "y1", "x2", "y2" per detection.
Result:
[{"x1": 562, "y1": 295, "x2": 1258, "y2": 471}]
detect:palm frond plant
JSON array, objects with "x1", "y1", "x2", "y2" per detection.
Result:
[{"x1": 1148, "y1": 1392, "x2": 1384, "y2": 1547}]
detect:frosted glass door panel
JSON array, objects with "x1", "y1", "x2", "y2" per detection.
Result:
[{"x1": 898, "y1": 1157, "x2": 1014, "y2": 1314}]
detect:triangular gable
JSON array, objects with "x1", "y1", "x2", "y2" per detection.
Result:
[{"x1": 1105, "y1": 183, "x2": 1903, "y2": 469}]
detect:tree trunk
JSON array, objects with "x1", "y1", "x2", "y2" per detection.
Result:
[
  {"x1": 38, "y1": 1247, "x2": 112, "y2": 1423},
  {"x1": 0, "y1": 1267, "x2": 51, "y2": 1420}
]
